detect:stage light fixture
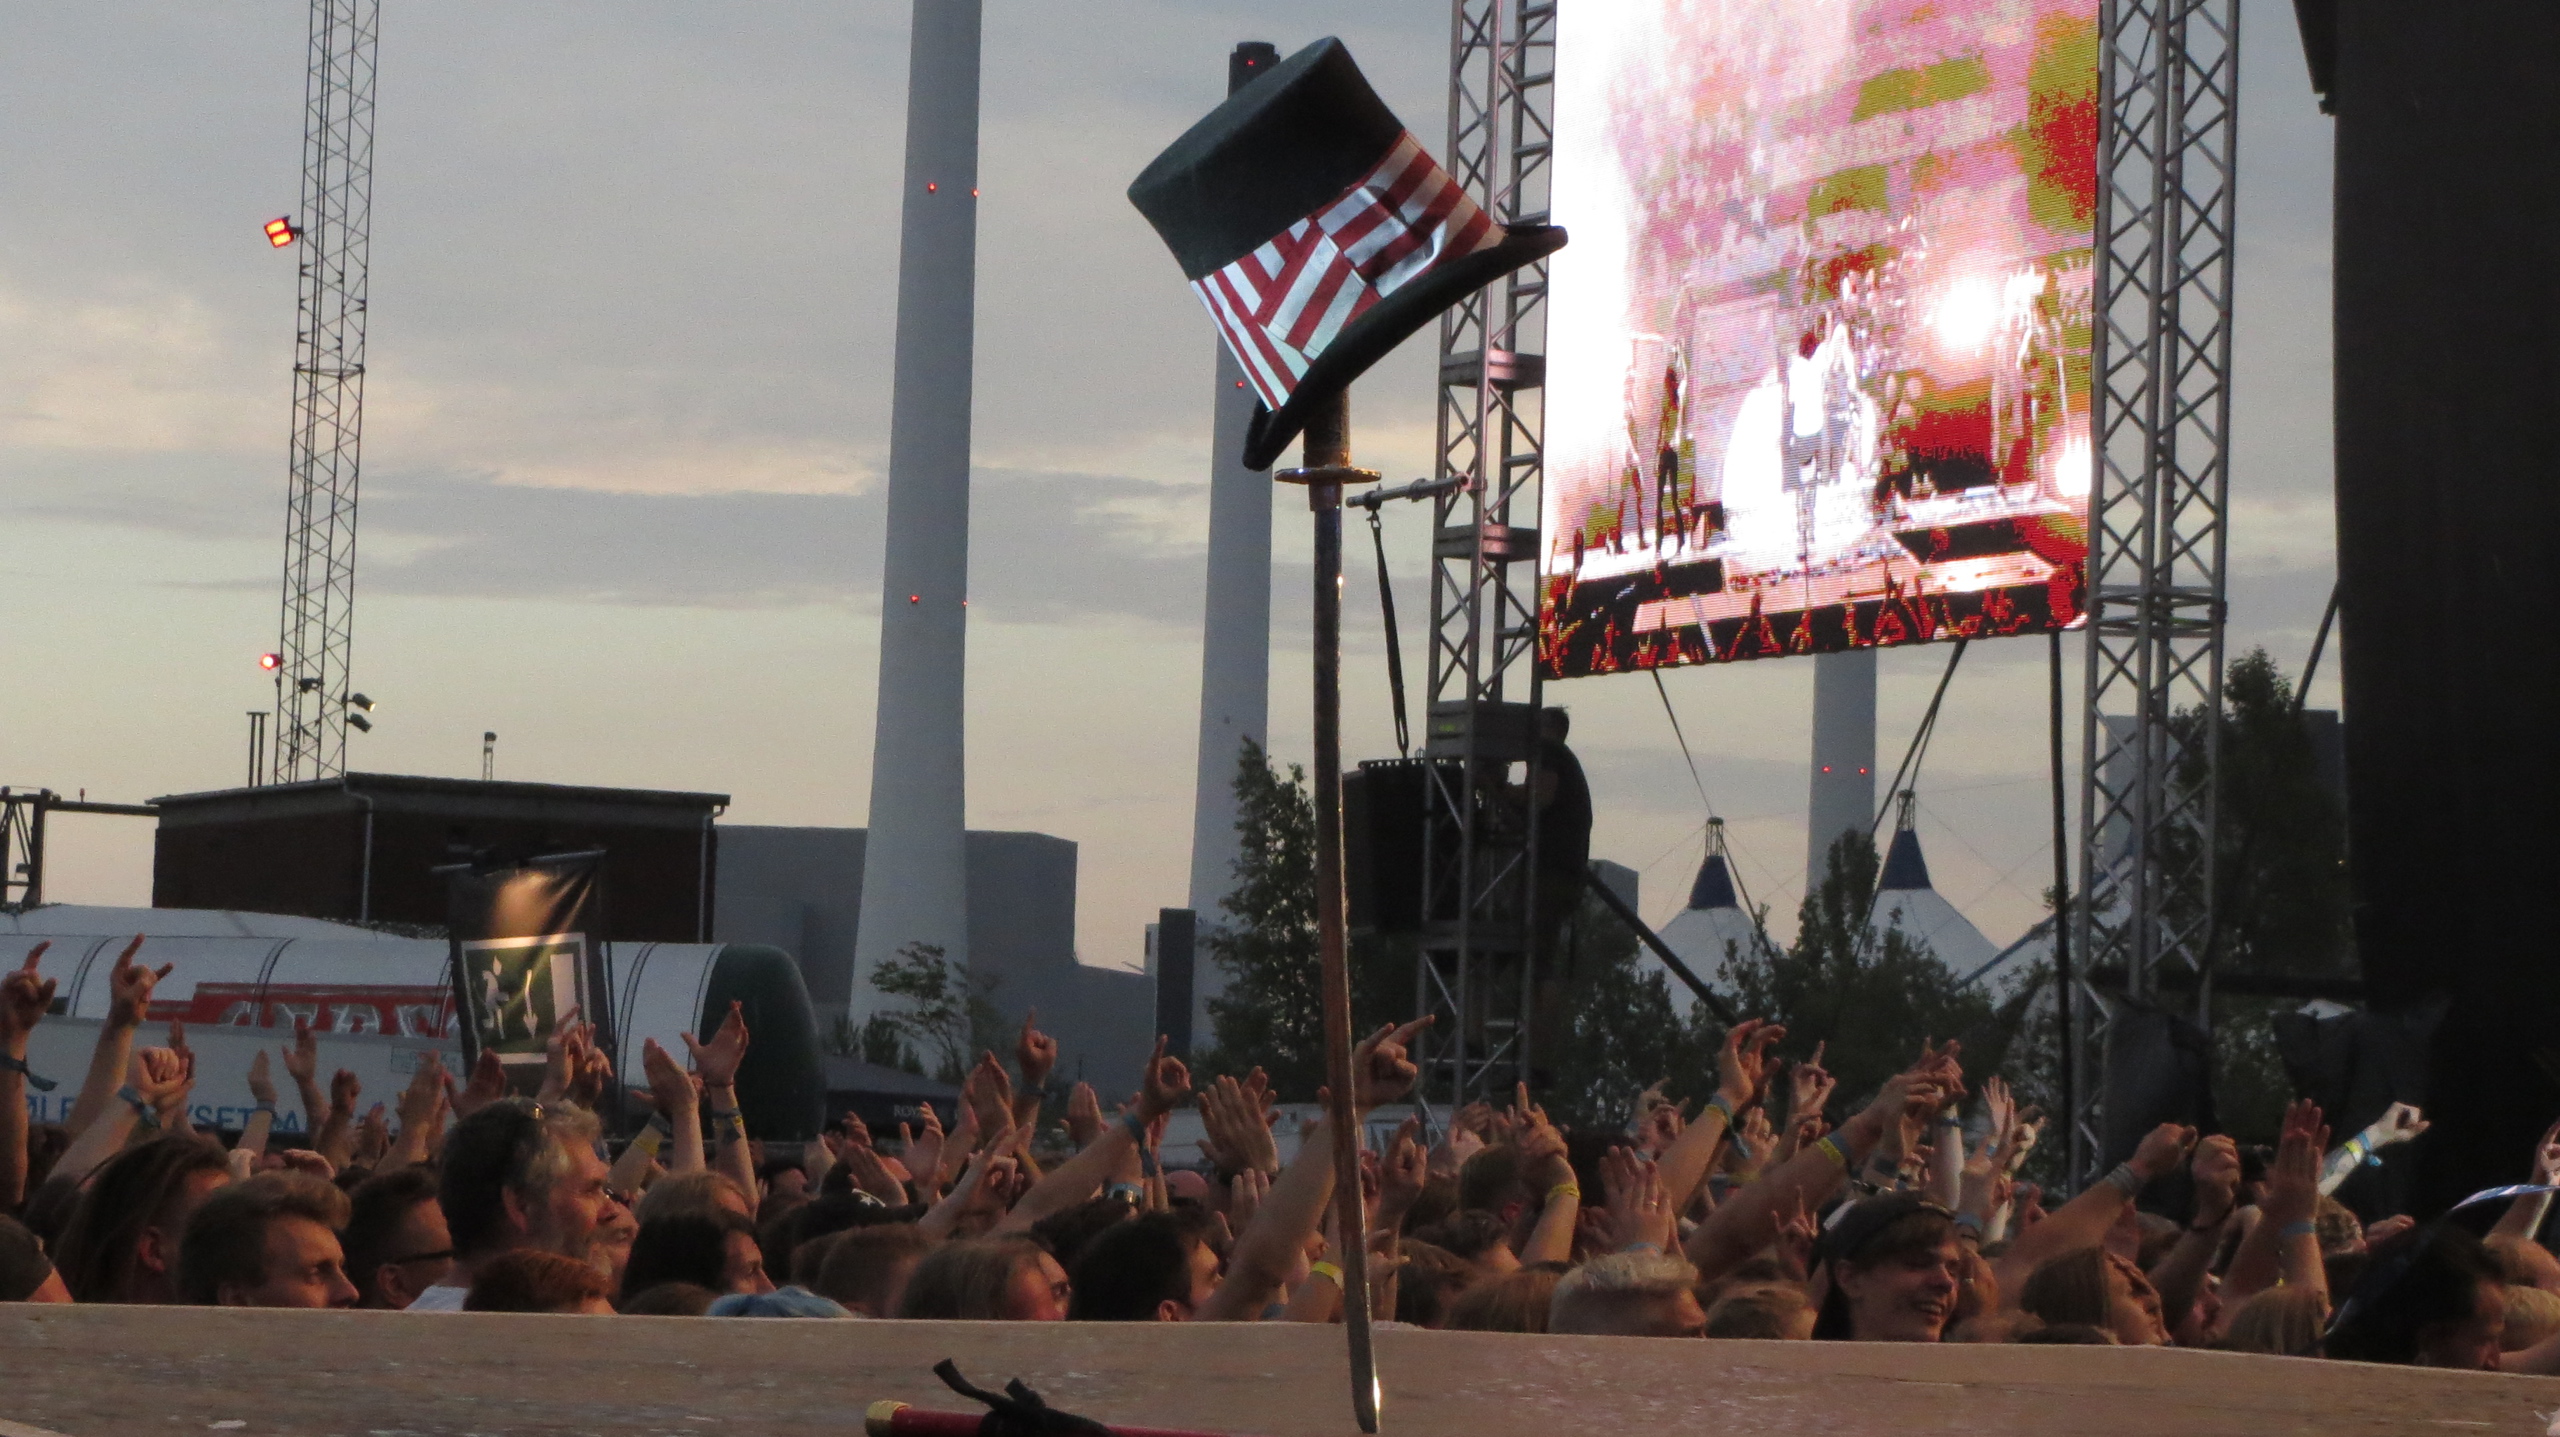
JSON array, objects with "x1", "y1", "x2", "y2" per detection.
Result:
[
  {"x1": 347, "y1": 712, "x2": 373, "y2": 733},
  {"x1": 258, "y1": 652, "x2": 281, "y2": 671},
  {"x1": 297, "y1": 676, "x2": 322, "y2": 693},
  {"x1": 264, "y1": 216, "x2": 298, "y2": 247},
  {"x1": 347, "y1": 693, "x2": 375, "y2": 712}
]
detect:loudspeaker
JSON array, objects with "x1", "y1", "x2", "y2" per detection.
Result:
[{"x1": 1344, "y1": 759, "x2": 1460, "y2": 936}]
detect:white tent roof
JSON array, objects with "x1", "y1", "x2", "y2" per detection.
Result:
[
  {"x1": 1870, "y1": 828, "x2": 1998, "y2": 973},
  {"x1": 1652, "y1": 852, "x2": 1763, "y2": 1009},
  {"x1": 2, "y1": 904, "x2": 400, "y2": 941}
]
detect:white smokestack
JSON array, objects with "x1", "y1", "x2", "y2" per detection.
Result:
[
  {"x1": 1806, "y1": 646, "x2": 1877, "y2": 892},
  {"x1": 852, "y1": 0, "x2": 982, "y2": 1020},
  {"x1": 1181, "y1": 42, "x2": 1281, "y2": 1044}
]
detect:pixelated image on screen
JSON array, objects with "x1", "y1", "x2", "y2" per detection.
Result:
[{"x1": 1538, "y1": 0, "x2": 2097, "y2": 678}]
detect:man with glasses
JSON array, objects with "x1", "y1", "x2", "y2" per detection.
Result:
[
  {"x1": 343, "y1": 1166, "x2": 454, "y2": 1310},
  {"x1": 408, "y1": 1098, "x2": 625, "y2": 1312}
]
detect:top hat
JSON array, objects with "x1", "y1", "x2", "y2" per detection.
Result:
[{"x1": 1129, "y1": 38, "x2": 1565, "y2": 471}]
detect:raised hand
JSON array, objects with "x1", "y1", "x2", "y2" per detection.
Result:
[
  {"x1": 1229, "y1": 1167, "x2": 1268, "y2": 1231},
  {"x1": 1378, "y1": 1117, "x2": 1428, "y2": 1229},
  {"x1": 1716, "y1": 1018, "x2": 1787, "y2": 1110},
  {"x1": 246, "y1": 1049, "x2": 278, "y2": 1109},
  {"x1": 2191, "y1": 1133, "x2": 2242, "y2": 1226},
  {"x1": 129, "y1": 1045, "x2": 187, "y2": 1113},
  {"x1": 634, "y1": 1037, "x2": 697, "y2": 1119},
  {"x1": 964, "y1": 1051, "x2": 1014, "y2": 1136},
  {"x1": 568, "y1": 1040, "x2": 612, "y2": 1110},
  {"x1": 683, "y1": 1000, "x2": 750, "y2": 1088},
  {"x1": 903, "y1": 1102, "x2": 949, "y2": 1194},
  {"x1": 283, "y1": 1016, "x2": 326, "y2": 1121},
  {"x1": 538, "y1": 1008, "x2": 587, "y2": 1105},
  {"x1": 2533, "y1": 1118, "x2": 2560, "y2": 1185},
  {"x1": 1602, "y1": 1145, "x2": 1675, "y2": 1252},
  {"x1": 1135, "y1": 1035, "x2": 1193, "y2": 1122},
  {"x1": 0, "y1": 942, "x2": 55, "y2": 1043},
  {"x1": 354, "y1": 1103, "x2": 391, "y2": 1165},
  {"x1": 2264, "y1": 1099, "x2": 2328, "y2": 1225},
  {"x1": 2129, "y1": 1121, "x2": 2197, "y2": 1184},
  {"x1": 330, "y1": 1068, "x2": 362, "y2": 1118},
  {"x1": 1635, "y1": 1096, "x2": 1686, "y2": 1157},
  {"x1": 1786, "y1": 1041, "x2": 1833, "y2": 1121},
  {"x1": 105, "y1": 936, "x2": 169, "y2": 1029},
  {"x1": 1063, "y1": 1082, "x2": 1103, "y2": 1148},
  {"x1": 399, "y1": 1052, "x2": 446, "y2": 1132},
  {"x1": 1351, "y1": 1018, "x2": 1430, "y2": 1113},
  {"x1": 2368, "y1": 1102, "x2": 2429, "y2": 1149},
  {"x1": 449, "y1": 1048, "x2": 507, "y2": 1118},
  {"x1": 1015, "y1": 1010, "x2": 1058, "y2": 1090},
  {"x1": 1769, "y1": 1189, "x2": 1818, "y2": 1281}
]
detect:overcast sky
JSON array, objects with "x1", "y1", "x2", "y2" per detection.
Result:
[{"x1": 0, "y1": 2, "x2": 2336, "y2": 975}]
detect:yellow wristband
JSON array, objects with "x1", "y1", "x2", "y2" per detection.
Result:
[
  {"x1": 1548, "y1": 1182, "x2": 1582, "y2": 1205},
  {"x1": 1309, "y1": 1261, "x2": 1344, "y2": 1288},
  {"x1": 1816, "y1": 1135, "x2": 1850, "y2": 1170},
  {"x1": 630, "y1": 1127, "x2": 666, "y2": 1159}
]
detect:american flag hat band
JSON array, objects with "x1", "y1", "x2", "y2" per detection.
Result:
[{"x1": 1192, "y1": 131, "x2": 1499, "y2": 413}]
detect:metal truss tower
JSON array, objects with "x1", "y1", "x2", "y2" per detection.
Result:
[
  {"x1": 2069, "y1": 0, "x2": 2241, "y2": 1185},
  {"x1": 271, "y1": 0, "x2": 381, "y2": 784},
  {"x1": 1416, "y1": 0, "x2": 1556, "y2": 1111}
]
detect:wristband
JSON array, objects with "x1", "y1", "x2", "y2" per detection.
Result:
[
  {"x1": 2102, "y1": 1162, "x2": 2143, "y2": 1199},
  {"x1": 2279, "y1": 1219, "x2": 2317, "y2": 1240},
  {"x1": 1308, "y1": 1260, "x2": 1344, "y2": 1288},
  {"x1": 629, "y1": 1126, "x2": 666, "y2": 1160},
  {"x1": 252, "y1": 1101, "x2": 278, "y2": 1117},
  {"x1": 1617, "y1": 1241, "x2": 1663, "y2": 1255},
  {"x1": 2344, "y1": 1135, "x2": 2382, "y2": 1168},
  {"x1": 1547, "y1": 1182, "x2": 1581, "y2": 1206},
  {"x1": 0, "y1": 1053, "x2": 57, "y2": 1092},
  {"x1": 1729, "y1": 1139, "x2": 1754, "y2": 1163},
  {"x1": 1935, "y1": 1112, "x2": 1964, "y2": 1128},
  {"x1": 1951, "y1": 1211, "x2": 1984, "y2": 1238},
  {"x1": 119, "y1": 1084, "x2": 161, "y2": 1128},
  {"x1": 1705, "y1": 1092, "x2": 1740, "y2": 1125},
  {"x1": 1815, "y1": 1135, "x2": 1849, "y2": 1170}
]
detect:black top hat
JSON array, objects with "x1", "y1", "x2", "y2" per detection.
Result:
[{"x1": 1129, "y1": 38, "x2": 1565, "y2": 471}]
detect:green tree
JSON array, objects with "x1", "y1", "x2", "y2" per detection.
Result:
[
  {"x1": 819, "y1": 1011, "x2": 924, "y2": 1076},
  {"x1": 1198, "y1": 739, "x2": 1416, "y2": 1099},
  {"x1": 1721, "y1": 831, "x2": 2012, "y2": 1115},
  {"x1": 867, "y1": 941, "x2": 1004, "y2": 1084},
  {"x1": 1534, "y1": 888, "x2": 1720, "y2": 1133}
]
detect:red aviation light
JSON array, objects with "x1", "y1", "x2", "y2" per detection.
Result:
[
  {"x1": 258, "y1": 652, "x2": 282, "y2": 671},
  {"x1": 264, "y1": 217, "x2": 298, "y2": 247}
]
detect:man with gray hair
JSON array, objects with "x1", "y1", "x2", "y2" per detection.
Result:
[
  {"x1": 1548, "y1": 1250, "x2": 1707, "y2": 1337},
  {"x1": 407, "y1": 1098, "x2": 624, "y2": 1311}
]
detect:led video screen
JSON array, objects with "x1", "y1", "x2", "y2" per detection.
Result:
[{"x1": 1538, "y1": 1, "x2": 2098, "y2": 677}]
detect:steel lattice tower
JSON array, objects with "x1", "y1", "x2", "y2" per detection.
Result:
[
  {"x1": 2069, "y1": 0, "x2": 2240, "y2": 1185},
  {"x1": 1417, "y1": 0, "x2": 1556, "y2": 1110},
  {"x1": 272, "y1": 0, "x2": 380, "y2": 784}
]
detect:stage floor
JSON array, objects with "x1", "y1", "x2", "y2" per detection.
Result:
[{"x1": 3, "y1": 1305, "x2": 2556, "y2": 1436}]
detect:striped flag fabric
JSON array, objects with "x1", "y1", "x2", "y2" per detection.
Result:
[{"x1": 1191, "y1": 131, "x2": 1501, "y2": 410}]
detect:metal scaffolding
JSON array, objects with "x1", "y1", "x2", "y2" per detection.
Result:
[
  {"x1": 272, "y1": 0, "x2": 381, "y2": 784},
  {"x1": 2070, "y1": 0, "x2": 2241, "y2": 1185},
  {"x1": 1417, "y1": 0, "x2": 1555, "y2": 1110}
]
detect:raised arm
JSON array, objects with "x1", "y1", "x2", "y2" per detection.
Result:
[
  {"x1": 999, "y1": 1035, "x2": 1190, "y2": 1231},
  {"x1": 1659, "y1": 1019, "x2": 1785, "y2": 1211},
  {"x1": 2148, "y1": 1133, "x2": 2240, "y2": 1337},
  {"x1": 1685, "y1": 1056, "x2": 1953, "y2": 1281},
  {"x1": 685, "y1": 1000, "x2": 759, "y2": 1203},
  {"x1": 1199, "y1": 1019, "x2": 1424, "y2": 1322},
  {"x1": 66, "y1": 937, "x2": 164, "y2": 1137},
  {"x1": 1, "y1": 943, "x2": 58, "y2": 1209},
  {"x1": 2488, "y1": 1119, "x2": 2560, "y2": 1247},
  {"x1": 2321, "y1": 1102, "x2": 2427, "y2": 1196},
  {"x1": 2222, "y1": 1100, "x2": 2328, "y2": 1312},
  {"x1": 1991, "y1": 1121, "x2": 2193, "y2": 1297}
]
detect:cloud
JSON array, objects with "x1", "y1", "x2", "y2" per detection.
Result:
[{"x1": 347, "y1": 466, "x2": 1207, "y2": 624}]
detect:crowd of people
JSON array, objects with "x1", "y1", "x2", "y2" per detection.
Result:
[{"x1": 5, "y1": 936, "x2": 2559, "y2": 1377}]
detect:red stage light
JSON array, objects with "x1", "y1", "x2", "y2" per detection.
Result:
[
  {"x1": 258, "y1": 652, "x2": 281, "y2": 671},
  {"x1": 926, "y1": 182, "x2": 938, "y2": 192},
  {"x1": 909, "y1": 594, "x2": 921, "y2": 604},
  {"x1": 264, "y1": 217, "x2": 297, "y2": 247}
]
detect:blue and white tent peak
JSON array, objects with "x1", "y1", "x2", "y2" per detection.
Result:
[
  {"x1": 1878, "y1": 826, "x2": 1934, "y2": 892},
  {"x1": 1687, "y1": 852, "x2": 1741, "y2": 911}
]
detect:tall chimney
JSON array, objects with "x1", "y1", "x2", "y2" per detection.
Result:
[
  {"x1": 1806, "y1": 646, "x2": 1877, "y2": 894},
  {"x1": 1180, "y1": 40, "x2": 1282, "y2": 1042},
  {"x1": 852, "y1": 0, "x2": 982, "y2": 1019}
]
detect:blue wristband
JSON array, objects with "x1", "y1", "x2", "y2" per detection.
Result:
[
  {"x1": 0, "y1": 1053, "x2": 55, "y2": 1092},
  {"x1": 2280, "y1": 1219, "x2": 2317, "y2": 1240}
]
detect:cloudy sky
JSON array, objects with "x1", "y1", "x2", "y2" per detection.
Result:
[{"x1": 1, "y1": 2, "x2": 2336, "y2": 975}]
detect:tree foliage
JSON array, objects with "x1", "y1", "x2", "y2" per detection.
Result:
[
  {"x1": 1722, "y1": 831, "x2": 2013, "y2": 1114},
  {"x1": 866, "y1": 941, "x2": 1004, "y2": 1084}
]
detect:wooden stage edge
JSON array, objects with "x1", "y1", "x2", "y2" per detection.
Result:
[{"x1": 4, "y1": 1305, "x2": 2558, "y2": 1437}]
